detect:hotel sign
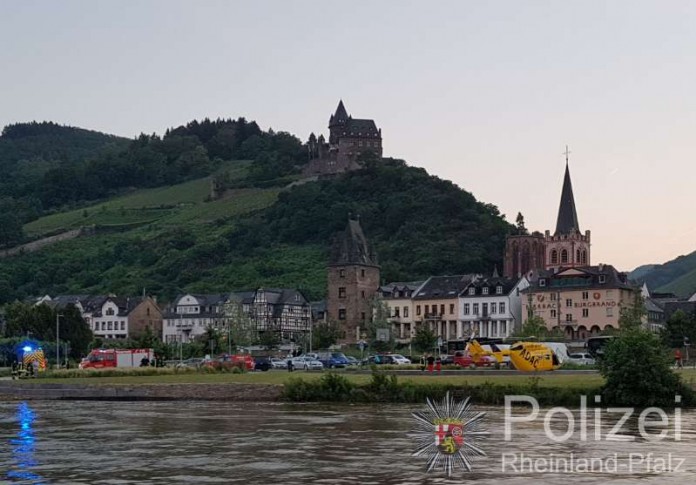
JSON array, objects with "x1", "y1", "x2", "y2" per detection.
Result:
[{"x1": 530, "y1": 292, "x2": 618, "y2": 311}]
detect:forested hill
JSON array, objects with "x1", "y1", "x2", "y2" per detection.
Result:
[
  {"x1": 227, "y1": 158, "x2": 512, "y2": 283},
  {"x1": 0, "y1": 118, "x2": 306, "y2": 248},
  {"x1": 630, "y1": 250, "x2": 696, "y2": 298}
]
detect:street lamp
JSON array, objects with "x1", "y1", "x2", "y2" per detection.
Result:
[{"x1": 56, "y1": 313, "x2": 63, "y2": 369}]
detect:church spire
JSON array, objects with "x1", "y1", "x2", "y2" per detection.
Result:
[{"x1": 555, "y1": 146, "x2": 580, "y2": 235}]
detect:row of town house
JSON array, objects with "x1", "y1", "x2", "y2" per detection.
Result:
[
  {"x1": 30, "y1": 288, "x2": 311, "y2": 344},
  {"x1": 381, "y1": 264, "x2": 646, "y2": 343}
]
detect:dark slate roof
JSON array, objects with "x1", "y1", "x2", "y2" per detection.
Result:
[
  {"x1": 645, "y1": 298, "x2": 665, "y2": 314},
  {"x1": 663, "y1": 301, "x2": 696, "y2": 320},
  {"x1": 555, "y1": 162, "x2": 580, "y2": 235},
  {"x1": 256, "y1": 288, "x2": 309, "y2": 306},
  {"x1": 413, "y1": 275, "x2": 478, "y2": 300},
  {"x1": 460, "y1": 276, "x2": 520, "y2": 297},
  {"x1": 330, "y1": 100, "x2": 349, "y2": 124},
  {"x1": 329, "y1": 218, "x2": 378, "y2": 266},
  {"x1": 380, "y1": 281, "x2": 424, "y2": 296},
  {"x1": 93, "y1": 296, "x2": 147, "y2": 317},
  {"x1": 342, "y1": 118, "x2": 380, "y2": 136},
  {"x1": 524, "y1": 265, "x2": 634, "y2": 292}
]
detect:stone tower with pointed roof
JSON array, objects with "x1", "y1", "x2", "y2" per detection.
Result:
[
  {"x1": 304, "y1": 100, "x2": 383, "y2": 177},
  {"x1": 326, "y1": 217, "x2": 381, "y2": 344},
  {"x1": 544, "y1": 161, "x2": 591, "y2": 271}
]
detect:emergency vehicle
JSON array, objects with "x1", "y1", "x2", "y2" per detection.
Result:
[{"x1": 79, "y1": 348, "x2": 154, "y2": 369}]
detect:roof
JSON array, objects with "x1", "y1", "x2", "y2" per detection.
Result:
[
  {"x1": 525, "y1": 265, "x2": 634, "y2": 292},
  {"x1": 329, "y1": 218, "x2": 378, "y2": 266},
  {"x1": 460, "y1": 275, "x2": 521, "y2": 297},
  {"x1": 413, "y1": 275, "x2": 478, "y2": 300},
  {"x1": 644, "y1": 297, "x2": 665, "y2": 313},
  {"x1": 663, "y1": 301, "x2": 696, "y2": 319},
  {"x1": 94, "y1": 296, "x2": 154, "y2": 317},
  {"x1": 555, "y1": 162, "x2": 580, "y2": 235},
  {"x1": 342, "y1": 118, "x2": 380, "y2": 136},
  {"x1": 330, "y1": 100, "x2": 349, "y2": 124}
]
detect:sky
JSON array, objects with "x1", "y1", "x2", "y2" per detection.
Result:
[{"x1": 1, "y1": 0, "x2": 695, "y2": 272}]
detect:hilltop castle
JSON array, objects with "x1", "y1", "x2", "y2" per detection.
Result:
[{"x1": 303, "y1": 100, "x2": 383, "y2": 177}]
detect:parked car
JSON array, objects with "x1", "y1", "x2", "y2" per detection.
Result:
[
  {"x1": 174, "y1": 358, "x2": 204, "y2": 369},
  {"x1": 291, "y1": 356, "x2": 324, "y2": 370},
  {"x1": 567, "y1": 353, "x2": 596, "y2": 366},
  {"x1": 452, "y1": 351, "x2": 496, "y2": 368},
  {"x1": 362, "y1": 354, "x2": 397, "y2": 365},
  {"x1": 317, "y1": 351, "x2": 350, "y2": 368},
  {"x1": 254, "y1": 356, "x2": 272, "y2": 372},
  {"x1": 387, "y1": 354, "x2": 411, "y2": 365},
  {"x1": 439, "y1": 355, "x2": 454, "y2": 366},
  {"x1": 204, "y1": 353, "x2": 255, "y2": 371},
  {"x1": 270, "y1": 358, "x2": 287, "y2": 369},
  {"x1": 345, "y1": 356, "x2": 359, "y2": 366}
]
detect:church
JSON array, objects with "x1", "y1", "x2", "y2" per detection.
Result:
[
  {"x1": 303, "y1": 100, "x2": 383, "y2": 177},
  {"x1": 503, "y1": 153, "x2": 591, "y2": 278}
]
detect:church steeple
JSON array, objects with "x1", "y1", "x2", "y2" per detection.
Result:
[{"x1": 554, "y1": 147, "x2": 580, "y2": 235}]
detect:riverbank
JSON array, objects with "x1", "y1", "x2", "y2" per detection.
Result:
[{"x1": 1, "y1": 369, "x2": 693, "y2": 405}]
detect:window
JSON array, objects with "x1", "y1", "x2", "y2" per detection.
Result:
[
  {"x1": 566, "y1": 313, "x2": 573, "y2": 322},
  {"x1": 496, "y1": 286, "x2": 503, "y2": 295},
  {"x1": 582, "y1": 291, "x2": 589, "y2": 300},
  {"x1": 361, "y1": 290, "x2": 365, "y2": 299},
  {"x1": 338, "y1": 309, "x2": 346, "y2": 320},
  {"x1": 550, "y1": 293, "x2": 556, "y2": 301},
  {"x1": 416, "y1": 305, "x2": 421, "y2": 316},
  {"x1": 107, "y1": 322, "x2": 113, "y2": 330},
  {"x1": 393, "y1": 307, "x2": 400, "y2": 317},
  {"x1": 361, "y1": 269, "x2": 365, "y2": 278},
  {"x1": 482, "y1": 287, "x2": 489, "y2": 295},
  {"x1": 339, "y1": 269, "x2": 345, "y2": 278},
  {"x1": 482, "y1": 303, "x2": 488, "y2": 316},
  {"x1": 551, "y1": 250, "x2": 558, "y2": 265},
  {"x1": 404, "y1": 306, "x2": 409, "y2": 318},
  {"x1": 606, "y1": 307, "x2": 613, "y2": 317},
  {"x1": 94, "y1": 322, "x2": 100, "y2": 331},
  {"x1": 491, "y1": 303, "x2": 497, "y2": 314},
  {"x1": 566, "y1": 299, "x2": 572, "y2": 307},
  {"x1": 561, "y1": 249, "x2": 568, "y2": 264},
  {"x1": 432, "y1": 304, "x2": 437, "y2": 314},
  {"x1": 449, "y1": 304, "x2": 455, "y2": 315},
  {"x1": 599, "y1": 275, "x2": 606, "y2": 284},
  {"x1": 499, "y1": 302, "x2": 506, "y2": 314},
  {"x1": 468, "y1": 288, "x2": 475, "y2": 295},
  {"x1": 550, "y1": 309, "x2": 557, "y2": 318},
  {"x1": 464, "y1": 304, "x2": 470, "y2": 315},
  {"x1": 576, "y1": 249, "x2": 581, "y2": 263},
  {"x1": 106, "y1": 307, "x2": 115, "y2": 316},
  {"x1": 440, "y1": 304, "x2": 445, "y2": 315},
  {"x1": 361, "y1": 312, "x2": 366, "y2": 321},
  {"x1": 339, "y1": 287, "x2": 346, "y2": 299},
  {"x1": 473, "y1": 303, "x2": 479, "y2": 315},
  {"x1": 582, "y1": 309, "x2": 589, "y2": 318},
  {"x1": 582, "y1": 250, "x2": 588, "y2": 264}
]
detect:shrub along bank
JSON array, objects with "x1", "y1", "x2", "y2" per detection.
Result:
[{"x1": 282, "y1": 370, "x2": 604, "y2": 406}]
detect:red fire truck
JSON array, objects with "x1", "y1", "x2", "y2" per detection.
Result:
[{"x1": 79, "y1": 348, "x2": 155, "y2": 369}]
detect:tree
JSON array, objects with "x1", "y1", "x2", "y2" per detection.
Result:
[
  {"x1": 661, "y1": 309, "x2": 696, "y2": 349},
  {"x1": 515, "y1": 212, "x2": 528, "y2": 235},
  {"x1": 618, "y1": 291, "x2": 646, "y2": 331},
  {"x1": 312, "y1": 321, "x2": 343, "y2": 350},
  {"x1": 200, "y1": 325, "x2": 223, "y2": 355},
  {"x1": 514, "y1": 315, "x2": 548, "y2": 338},
  {"x1": 412, "y1": 325, "x2": 437, "y2": 353},
  {"x1": 367, "y1": 297, "x2": 394, "y2": 352},
  {"x1": 258, "y1": 331, "x2": 280, "y2": 350},
  {"x1": 600, "y1": 327, "x2": 691, "y2": 406}
]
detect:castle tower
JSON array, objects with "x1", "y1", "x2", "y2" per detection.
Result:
[
  {"x1": 503, "y1": 232, "x2": 546, "y2": 278},
  {"x1": 328, "y1": 100, "x2": 349, "y2": 146},
  {"x1": 544, "y1": 156, "x2": 591, "y2": 271},
  {"x1": 326, "y1": 217, "x2": 380, "y2": 344}
]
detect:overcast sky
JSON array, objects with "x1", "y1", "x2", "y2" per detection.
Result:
[{"x1": 1, "y1": 0, "x2": 695, "y2": 272}]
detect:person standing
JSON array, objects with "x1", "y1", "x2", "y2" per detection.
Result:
[
  {"x1": 426, "y1": 353, "x2": 435, "y2": 373},
  {"x1": 420, "y1": 354, "x2": 426, "y2": 372},
  {"x1": 675, "y1": 349, "x2": 683, "y2": 368},
  {"x1": 435, "y1": 356, "x2": 442, "y2": 373}
]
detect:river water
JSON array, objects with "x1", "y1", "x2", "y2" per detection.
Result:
[{"x1": 0, "y1": 400, "x2": 694, "y2": 484}]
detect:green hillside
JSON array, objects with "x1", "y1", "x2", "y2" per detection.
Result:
[
  {"x1": 632, "y1": 250, "x2": 696, "y2": 297},
  {"x1": 0, "y1": 158, "x2": 513, "y2": 305}
]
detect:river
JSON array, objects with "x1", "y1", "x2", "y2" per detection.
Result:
[{"x1": 0, "y1": 401, "x2": 694, "y2": 484}]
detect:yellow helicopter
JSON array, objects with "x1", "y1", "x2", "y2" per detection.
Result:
[
  {"x1": 466, "y1": 340, "x2": 510, "y2": 366},
  {"x1": 508, "y1": 341, "x2": 561, "y2": 372}
]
